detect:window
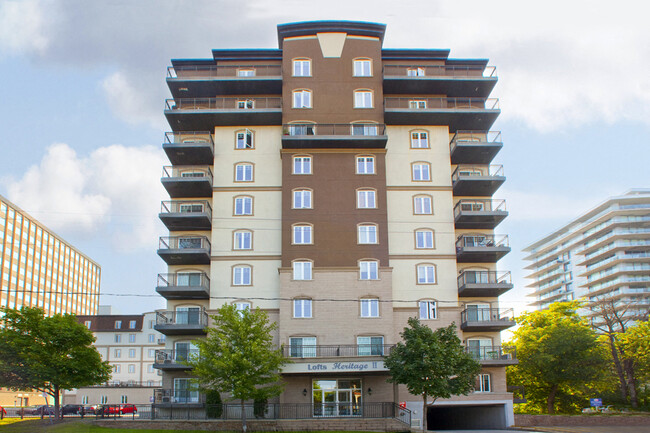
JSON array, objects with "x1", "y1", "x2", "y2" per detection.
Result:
[
  {"x1": 235, "y1": 163, "x2": 253, "y2": 182},
  {"x1": 121, "y1": 395, "x2": 128, "y2": 404},
  {"x1": 235, "y1": 130, "x2": 253, "y2": 149},
  {"x1": 409, "y1": 100, "x2": 427, "y2": 109},
  {"x1": 148, "y1": 364, "x2": 155, "y2": 373},
  {"x1": 357, "y1": 189, "x2": 376, "y2": 209},
  {"x1": 81, "y1": 396, "x2": 88, "y2": 405},
  {"x1": 417, "y1": 264, "x2": 436, "y2": 284},
  {"x1": 149, "y1": 320, "x2": 155, "y2": 329},
  {"x1": 351, "y1": 123, "x2": 378, "y2": 136},
  {"x1": 101, "y1": 395, "x2": 108, "y2": 405},
  {"x1": 415, "y1": 230, "x2": 434, "y2": 249},
  {"x1": 129, "y1": 334, "x2": 136, "y2": 343},
  {"x1": 293, "y1": 59, "x2": 311, "y2": 77},
  {"x1": 237, "y1": 68, "x2": 256, "y2": 77},
  {"x1": 293, "y1": 261, "x2": 312, "y2": 280},
  {"x1": 293, "y1": 299, "x2": 312, "y2": 318},
  {"x1": 128, "y1": 364, "x2": 135, "y2": 374},
  {"x1": 128, "y1": 349, "x2": 136, "y2": 358},
  {"x1": 289, "y1": 123, "x2": 316, "y2": 136},
  {"x1": 148, "y1": 349, "x2": 155, "y2": 357},
  {"x1": 293, "y1": 225, "x2": 313, "y2": 244},
  {"x1": 84, "y1": 320, "x2": 91, "y2": 329},
  {"x1": 356, "y1": 156, "x2": 375, "y2": 174},
  {"x1": 235, "y1": 302, "x2": 250, "y2": 315},
  {"x1": 179, "y1": 202, "x2": 204, "y2": 213},
  {"x1": 360, "y1": 298, "x2": 379, "y2": 317},
  {"x1": 419, "y1": 300, "x2": 437, "y2": 319},
  {"x1": 358, "y1": 224, "x2": 377, "y2": 244},
  {"x1": 114, "y1": 364, "x2": 121, "y2": 373},
  {"x1": 234, "y1": 196, "x2": 253, "y2": 215},
  {"x1": 354, "y1": 90, "x2": 373, "y2": 108},
  {"x1": 148, "y1": 334, "x2": 155, "y2": 343},
  {"x1": 289, "y1": 337, "x2": 316, "y2": 358},
  {"x1": 233, "y1": 230, "x2": 252, "y2": 250},
  {"x1": 114, "y1": 320, "x2": 122, "y2": 329},
  {"x1": 414, "y1": 195, "x2": 433, "y2": 214},
  {"x1": 357, "y1": 336, "x2": 383, "y2": 355},
  {"x1": 114, "y1": 349, "x2": 121, "y2": 358},
  {"x1": 233, "y1": 266, "x2": 251, "y2": 286},
  {"x1": 129, "y1": 320, "x2": 136, "y2": 329},
  {"x1": 177, "y1": 272, "x2": 202, "y2": 286},
  {"x1": 237, "y1": 99, "x2": 255, "y2": 109},
  {"x1": 293, "y1": 156, "x2": 312, "y2": 174},
  {"x1": 114, "y1": 334, "x2": 122, "y2": 343},
  {"x1": 293, "y1": 90, "x2": 312, "y2": 108},
  {"x1": 293, "y1": 189, "x2": 312, "y2": 209},
  {"x1": 410, "y1": 131, "x2": 429, "y2": 148},
  {"x1": 353, "y1": 59, "x2": 372, "y2": 77},
  {"x1": 407, "y1": 67, "x2": 425, "y2": 76},
  {"x1": 359, "y1": 261, "x2": 379, "y2": 280},
  {"x1": 412, "y1": 163, "x2": 431, "y2": 181},
  {"x1": 475, "y1": 374, "x2": 491, "y2": 392}
]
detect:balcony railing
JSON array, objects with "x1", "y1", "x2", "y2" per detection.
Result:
[
  {"x1": 383, "y1": 64, "x2": 497, "y2": 78},
  {"x1": 167, "y1": 64, "x2": 282, "y2": 79},
  {"x1": 460, "y1": 307, "x2": 515, "y2": 327},
  {"x1": 164, "y1": 131, "x2": 214, "y2": 146},
  {"x1": 456, "y1": 234, "x2": 509, "y2": 249},
  {"x1": 384, "y1": 97, "x2": 499, "y2": 110},
  {"x1": 458, "y1": 271, "x2": 512, "y2": 287},
  {"x1": 154, "y1": 389, "x2": 205, "y2": 405},
  {"x1": 282, "y1": 123, "x2": 386, "y2": 137},
  {"x1": 282, "y1": 344, "x2": 395, "y2": 358},
  {"x1": 454, "y1": 199, "x2": 506, "y2": 217},
  {"x1": 155, "y1": 349, "x2": 199, "y2": 365},
  {"x1": 155, "y1": 309, "x2": 209, "y2": 335},
  {"x1": 90, "y1": 380, "x2": 162, "y2": 388},
  {"x1": 165, "y1": 97, "x2": 282, "y2": 111},
  {"x1": 157, "y1": 272, "x2": 210, "y2": 291},
  {"x1": 452, "y1": 164, "x2": 504, "y2": 180},
  {"x1": 465, "y1": 345, "x2": 517, "y2": 363},
  {"x1": 162, "y1": 165, "x2": 213, "y2": 180},
  {"x1": 162, "y1": 131, "x2": 214, "y2": 165},
  {"x1": 160, "y1": 200, "x2": 212, "y2": 216},
  {"x1": 158, "y1": 236, "x2": 210, "y2": 251}
]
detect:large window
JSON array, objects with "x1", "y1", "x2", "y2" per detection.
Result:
[
  {"x1": 356, "y1": 156, "x2": 375, "y2": 174},
  {"x1": 354, "y1": 90, "x2": 373, "y2": 108},
  {"x1": 293, "y1": 298, "x2": 312, "y2": 318},
  {"x1": 409, "y1": 100, "x2": 427, "y2": 109},
  {"x1": 357, "y1": 336, "x2": 383, "y2": 355},
  {"x1": 358, "y1": 224, "x2": 378, "y2": 244},
  {"x1": 351, "y1": 123, "x2": 378, "y2": 136},
  {"x1": 417, "y1": 264, "x2": 436, "y2": 284},
  {"x1": 174, "y1": 378, "x2": 199, "y2": 403},
  {"x1": 407, "y1": 67, "x2": 425, "y2": 76},
  {"x1": 233, "y1": 265, "x2": 251, "y2": 286},
  {"x1": 293, "y1": 189, "x2": 312, "y2": 209},
  {"x1": 360, "y1": 298, "x2": 379, "y2": 317},
  {"x1": 293, "y1": 156, "x2": 312, "y2": 174},
  {"x1": 419, "y1": 300, "x2": 437, "y2": 319},
  {"x1": 415, "y1": 229, "x2": 434, "y2": 249},
  {"x1": 413, "y1": 195, "x2": 432, "y2": 214},
  {"x1": 234, "y1": 196, "x2": 253, "y2": 215},
  {"x1": 233, "y1": 230, "x2": 252, "y2": 250},
  {"x1": 290, "y1": 337, "x2": 316, "y2": 358},
  {"x1": 293, "y1": 224, "x2": 313, "y2": 244},
  {"x1": 236, "y1": 130, "x2": 254, "y2": 149},
  {"x1": 177, "y1": 272, "x2": 202, "y2": 286},
  {"x1": 293, "y1": 90, "x2": 312, "y2": 108},
  {"x1": 412, "y1": 162, "x2": 431, "y2": 181},
  {"x1": 410, "y1": 131, "x2": 429, "y2": 148},
  {"x1": 475, "y1": 374, "x2": 491, "y2": 392},
  {"x1": 353, "y1": 59, "x2": 372, "y2": 77},
  {"x1": 293, "y1": 59, "x2": 311, "y2": 77},
  {"x1": 357, "y1": 189, "x2": 377, "y2": 209},
  {"x1": 293, "y1": 261, "x2": 313, "y2": 280},
  {"x1": 235, "y1": 302, "x2": 250, "y2": 315},
  {"x1": 235, "y1": 163, "x2": 253, "y2": 182},
  {"x1": 359, "y1": 261, "x2": 378, "y2": 280}
]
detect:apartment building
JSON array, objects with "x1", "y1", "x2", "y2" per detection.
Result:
[
  {"x1": 63, "y1": 307, "x2": 164, "y2": 405},
  {"x1": 524, "y1": 190, "x2": 650, "y2": 321},
  {"x1": 155, "y1": 21, "x2": 515, "y2": 429}
]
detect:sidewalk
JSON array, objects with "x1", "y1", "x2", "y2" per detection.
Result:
[{"x1": 515, "y1": 427, "x2": 650, "y2": 433}]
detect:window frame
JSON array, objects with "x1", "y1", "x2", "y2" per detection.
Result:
[
  {"x1": 292, "y1": 224, "x2": 313, "y2": 245},
  {"x1": 357, "y1": 189, "x2": 377, "y2": 209},
  {"x1": 416, "y1": 263, "x2": 437, "y2": 284},
  {"x1": 356, "y1": 155, "x2": 375, "y2": 175},
  {"x1": 360, "y1": 298, "x2": 379, "y2": 317},
  {"x1": 233, "y1": 230, "x2": 253, "y2": 250},
  {"x1": 357, "y1": 335, "x2": 384, "y2": 355},
  {"x1": 353, "y1": 58, "x2": 373, "y2": 77},
  {"x1": 410, "y1": 130, "x2": 429, "y2": 149},
  {"x1": 357, "y1": 224, "x2": 378, "y2": 244},
  {"x1": 292, "y1": 89, "x2": 312, "y2": 109},
  {"x1": 359, "y1": 260, "x2": 379, "y2": 280},
  {"x1": 233, "y1": 195, "x2": 253, "y2": 216},
  {"x1": 293, "y1": 298, "x2": 313, "y2": 318},
  {"x1": 292, "y1": 260, "x2": 313, "y2": 281},
  {"x1": 232, "y1": 265, "x2": 252, "y2": 286},
  {"x1": 289, "y1": 336, "x2": 317, "y2": 358},
  {"x1": 354, "y1": 89, "x2": 374, "y2": 108},
  {"x1": 235, "y1": 130, "x2": 254, "y2": 149},
  {"x1": 415, "y1": 229, "x2": 435, "y2": 249},
  {"x1": 293, "y1": 156, "x2": 312, "y2": 175},
  {"x1": 292, "y1": 189, "x2": 313, "y2": 209},
  {"x1": 419, "y1": 300, "x2": 438, "y2": 320},
  {"x1": 411, "y1": 162, "x2": 431, "y2": 182},
  {"x1": 475, "y1": 373, "x2": 491, "y2": 393},
  {"x1": 413, "y1": 195, "x2": 433, "y2": 215},
  {"x1": 234, "y1": 162, "x2": 254, "y2": 182},
  {"x1": 292, "y1": 58, "x2": 312, "y2": 77}
]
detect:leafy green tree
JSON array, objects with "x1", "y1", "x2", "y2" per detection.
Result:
[
  {"x1": 619, "y1": 320, "x2": 650, "y2": 384},
  {"x1": 384, "y1": 319, "x2": 481, "y2": 431},
  {"x1": 187, "y1": 304, "x2": 287, "y2": 432},
  {"x1": 506, "y1": 302, "x2": 609, "y2": 414},
  {"x1": 0, "y1": 307, "x2": 112, "y2": 419}
]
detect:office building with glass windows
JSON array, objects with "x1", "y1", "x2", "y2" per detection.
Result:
[{"x1": 154, "y1": 20, "x2": 515, "y2": 430}]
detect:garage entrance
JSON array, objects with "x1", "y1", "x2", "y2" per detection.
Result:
[{"x1": 427, "y1": 404, "x2": 506, "y2": 430}]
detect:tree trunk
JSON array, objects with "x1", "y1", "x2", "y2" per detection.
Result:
[
  {"x1": 608, "y1": 335, "x2": 628, "y2": 401},
  {"x1": 241, "y1": 399, "x2": 247, "y2": 432},
  {"x1": 623, "y1": 358, "x2": 639, "y2": 408},
  {"x1": 547, "y1": 384, "x2": 558, "y2": 414},
  {"x1": 54, "y1": 385, "x2": 60, "y2": 421},
  {"x1": 422, "y1": 393, "x2": 427, "y2": 432}
]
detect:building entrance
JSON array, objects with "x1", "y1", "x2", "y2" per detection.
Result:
[{"x1": 312, "y1": 379, "x2": 362, "y2": 417}]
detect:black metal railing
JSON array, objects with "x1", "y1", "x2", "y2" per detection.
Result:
[
  {"x1": 154, "y1": 389, "x2": 206, "y2": 404},
  {"x1": 167, "y1": 64, "x2": 282, "y2": 79},
  {"x1": 164, "y1": 131, "x2": 214, "y2": 146},
  {"x1": 454, "y1": 199, "x2": 506, "y2": 217},
  {"x1": 465, "y1": 345, "x2": 516, "y2": 361},
  {"x1": 458, "y1": 270, "x2": 512, "y2": 287},
  {"x1": 155, "y1": 309, "x2": 209, "y2": 327},
  {"x1": 165, "y1": 97, "x2": 282, "y2": 111},
  {"x1": 158, "y1": 236, "x2": 210, "y2": 251},
  {"x1": 456, "y1": 234, "x2": 509, "y2": 249},
  {"x1": 460, "y1": 307, "x2": 515, "y2": 324},
  {"x1": 160, "y1": 200, "x2": 212, "y2": 217},
  {"x1": 281, "y1": 344, "x2": 395, "y2": 358},
  {"x1": 157, "y1": 273, "x2": 210, "y2": 290},
  {"x1": 383, "y1": 64, "x2": 496, "y2": 78},
  {"x1": 384, "y1": 97, "x2": 499, "y2": 110},
  {"x1": 449, "y1": 130, "x2": 501, "y2": 149},
  {"x1": 282, "y1": 123, "x2": 386, "y2": 137},
  {"x1": 162, "y1": 166, "x2": 213, "y2": 181},
  {"x1": 89, "y1": 381, "x2": 162, "y2": 388},
  {"x1": 155, "y1": 349, "x2": 200, "y2": 365},
  {"x1": 452, "y1": 164, "x2": 504, "y2": 181}
]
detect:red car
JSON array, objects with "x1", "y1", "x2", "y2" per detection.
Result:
[{"x1": 97, "y1": 404, "x2": 138, "y2": 415}]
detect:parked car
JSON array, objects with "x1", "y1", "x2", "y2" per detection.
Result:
[
  {"x1": 79, "y1": 405, "x2": 96, "y2": 416},
  {"x1": 119, "y1": 404, "x2": 138, "y2": 414},
  {"x1": 29, "y1": 405, "x2": 56, "y2": 416},
  {"x1": 60, "y1": 404, "x2": 83, "y2": 415},
  {"x1": 96, "y1": 404, "x2": 138, "y2": 416}
]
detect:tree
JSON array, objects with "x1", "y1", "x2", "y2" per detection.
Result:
[
  {"x1": 506, "y1": 302, "x2": 609, "y2": 414},
  {"x1": 187, "y1": 304, "x2": 287, "y2": 432},
  {"x1": 618, "y1": 320, "x2": 650, "y2": 385},
  {"x1": 0, "y1": 307, "x2": 112, "y2": 419},
  {"x1": 384, "y1": 318, "x2": 481, "y2": 432}
]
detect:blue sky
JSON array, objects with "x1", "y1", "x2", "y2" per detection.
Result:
[{"x1": 1, "y1": 0, "x2": 649, "y2": 315}]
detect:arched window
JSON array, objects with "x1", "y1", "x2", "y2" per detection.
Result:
[
  {"x1": 292, "y1": 260, "x2": 313, "y2": 280},
  {"x1": 360, "y1": 297, "x2": 379, "y2": 317},
  {"x1": 414, "y1": 229, "x2": 435, "y2": 249},
  {"x1": 418, "y1": 300, "x2": 437, "y2": 319},
  {"x1": 292, "y1": 223, "x2": 313, "y2": 245},
  {"x1": 293, "y1": 89, "x2": 312, "y2": 108},
  {"x1": 233, "y1": 230, "x2": 253, "y2": 250},
  {"x1": 358, "y1": 224, "x2": 378, "y2": 244},
  {"x1": 416, "y1": 263, "x2": 436, "y2": 284},
  {"x1": 353, "y1": 58, "x2": 372, "y2": 77},
  {"x1": 293, "y1": 58, "x2": 312, "y2": 77},
  {"x1": 354, "y1": 89, "x2": 373, "y2": 108},
  {"x1": 235, "y1": 129, "x2": 254, "y2": 149},
  {"x1": 234, "y1": 162, "x2": 254, "y2": 182},
  {"x1": 359, "y1": 260, "x2": 379, "y2": 280},
  {"x1": 233, "y1": 195, "x2": 253, "y2": 216},
  {"x1": 413, "y1": 194, "x2": 433, "y2": 214},
  {"x1": 292, "y1": 189, "x2": 313, "y2": 209},
  {"x1": 410, "y1": 130, "x2": 429, "y2": 148},
  {"x1": 232, "y1": 265, "x2": 252, "y2": 286},
  {"x1": 293, "y1": 155, "x2": 312, "y2": 174},
  {"x1": 411, "y1": 161, "x2": 431, "y2": 181},
  {"x1": 357, "y1": 188, "x2": 377, "y2": 209}
]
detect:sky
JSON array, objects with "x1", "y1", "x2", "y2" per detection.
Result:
[{"x1": 0, "y1": 0, "x2": 649, "y2": 316}]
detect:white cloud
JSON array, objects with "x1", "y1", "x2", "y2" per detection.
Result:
[
  {"x1": 0, "y1": 0, "x2": 49, "y2": 55},
  {"x1": 101, "y1": 71, "x2": 166, "y2": 130},
  {"x1": 498, "y1": 188, "x2": 606, "y2": 224},
  {"x1": 4, "y1": 142, "x2": 167, "y2": 252}
]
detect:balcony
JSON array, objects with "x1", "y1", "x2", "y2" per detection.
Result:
[
  {"x1": 383, "y1": 97, "x2": 500, "y2": 132},
  {"x1": 153, "y1": 389, "x2": 205, "y2": 407},
  {"x1": 159, "y1": 200, "x2": 212, "y2": 231},
  {"x1": 450, "y1": 131, "x2": 503, "y2": 164},
  {"x1": 157, "y1": 236, "x2": 211, "y2": 265},
  {"x1": 154, "y1": 309, "x2": 209, "y2": 335},
  {"x1": 161, "y1": 166, "x2": 213, "y2": 198},
  {"x1": 282, "y1": 344, "x2": 395, "y2": 358},
  {"x1": 466, "y1": 345, "x2": 518, "y2": 367},
  {"x1": 460, "y1": 307, "x2": 515, "y2": 332},
  {"x1": 156, "y1": 272, "x2": 210, "y2": 300},
  {"x1": 281, "y1": 123, "x2": 388, "y2": 149},
  {"x1": 454, "y1": 199, "x2": 507, "y2": 229},
  {"x1": 452, "y1": 165, "x2": 505, "y2": 196},
  {"x1": 165, "y1": 97, "x2": 282, "y2": 130},
  {"x1": 153, "y1": 349, "x2": 199, "y2": 371},
  {"x1": 456, "y1": 234, "x2": 510, "y2": 263},
  {"x1": 167, "y1": 64, "x2": 282, "y2": 98},
  {"x1": 163, "y1": 131, "x2": 214, "y2": 165},
  {"x1": 383, "y1": 64, "x2": 497, "y2": 97},
  {"x1": 457, "y1": 271, "x2": 513, "y2": 297}
]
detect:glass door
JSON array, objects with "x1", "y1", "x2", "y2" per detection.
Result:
[{"x1": 312, "y1": 379, "x2": 362, "y2": 417}]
